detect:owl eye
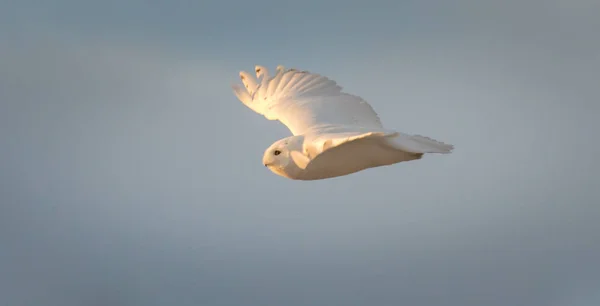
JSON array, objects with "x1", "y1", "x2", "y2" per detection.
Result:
[{"x1": 273, "y1": 150, "x2": 281, "y2": 156}]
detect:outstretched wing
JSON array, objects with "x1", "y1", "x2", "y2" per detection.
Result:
[{"x1": 232, "y1": 65, "x2": 384, "y2": 136}]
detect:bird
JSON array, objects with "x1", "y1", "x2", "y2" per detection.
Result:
[{"x1": 232, "y1": 65, "x2": 454, "y2": 180}]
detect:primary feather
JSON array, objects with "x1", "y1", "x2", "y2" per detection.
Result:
[
  {"x1": 237, "y1": 65, "x2": 382, "y2": 135},
  {"x1": 232, "y1": 65, "x2": 453, "y2": 180}
]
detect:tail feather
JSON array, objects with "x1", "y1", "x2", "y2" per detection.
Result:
[
  {"x1": 411, "y1": 135, "x2": 454, "y2": 153},
  {"x1": 387, "y1": 133, "x2": 454, "y2": 154}
]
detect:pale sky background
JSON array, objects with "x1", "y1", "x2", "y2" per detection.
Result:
[{"x1": 1, "y1": 1, "x2": 599, "y2": 306}]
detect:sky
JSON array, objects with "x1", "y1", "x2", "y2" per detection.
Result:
[{"x1": 1, "y1": 1, "x2": 599, "y2": 305}]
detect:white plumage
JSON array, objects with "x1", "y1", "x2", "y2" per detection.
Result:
[{"x1": 232, "y1": 65, "x2": 454, "y2": 180}]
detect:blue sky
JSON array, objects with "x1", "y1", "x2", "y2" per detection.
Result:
[{"x1": 1, "y1": 1, "x2": 599, "y2": 306}]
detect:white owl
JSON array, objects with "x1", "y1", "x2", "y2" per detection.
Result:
[{"x1": 232, "y1": 65, "x2": 454, "y2": 180}]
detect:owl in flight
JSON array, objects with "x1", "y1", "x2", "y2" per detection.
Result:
[{"x1": 232, "y1": 65, "x2": 453, "y2": 180}]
